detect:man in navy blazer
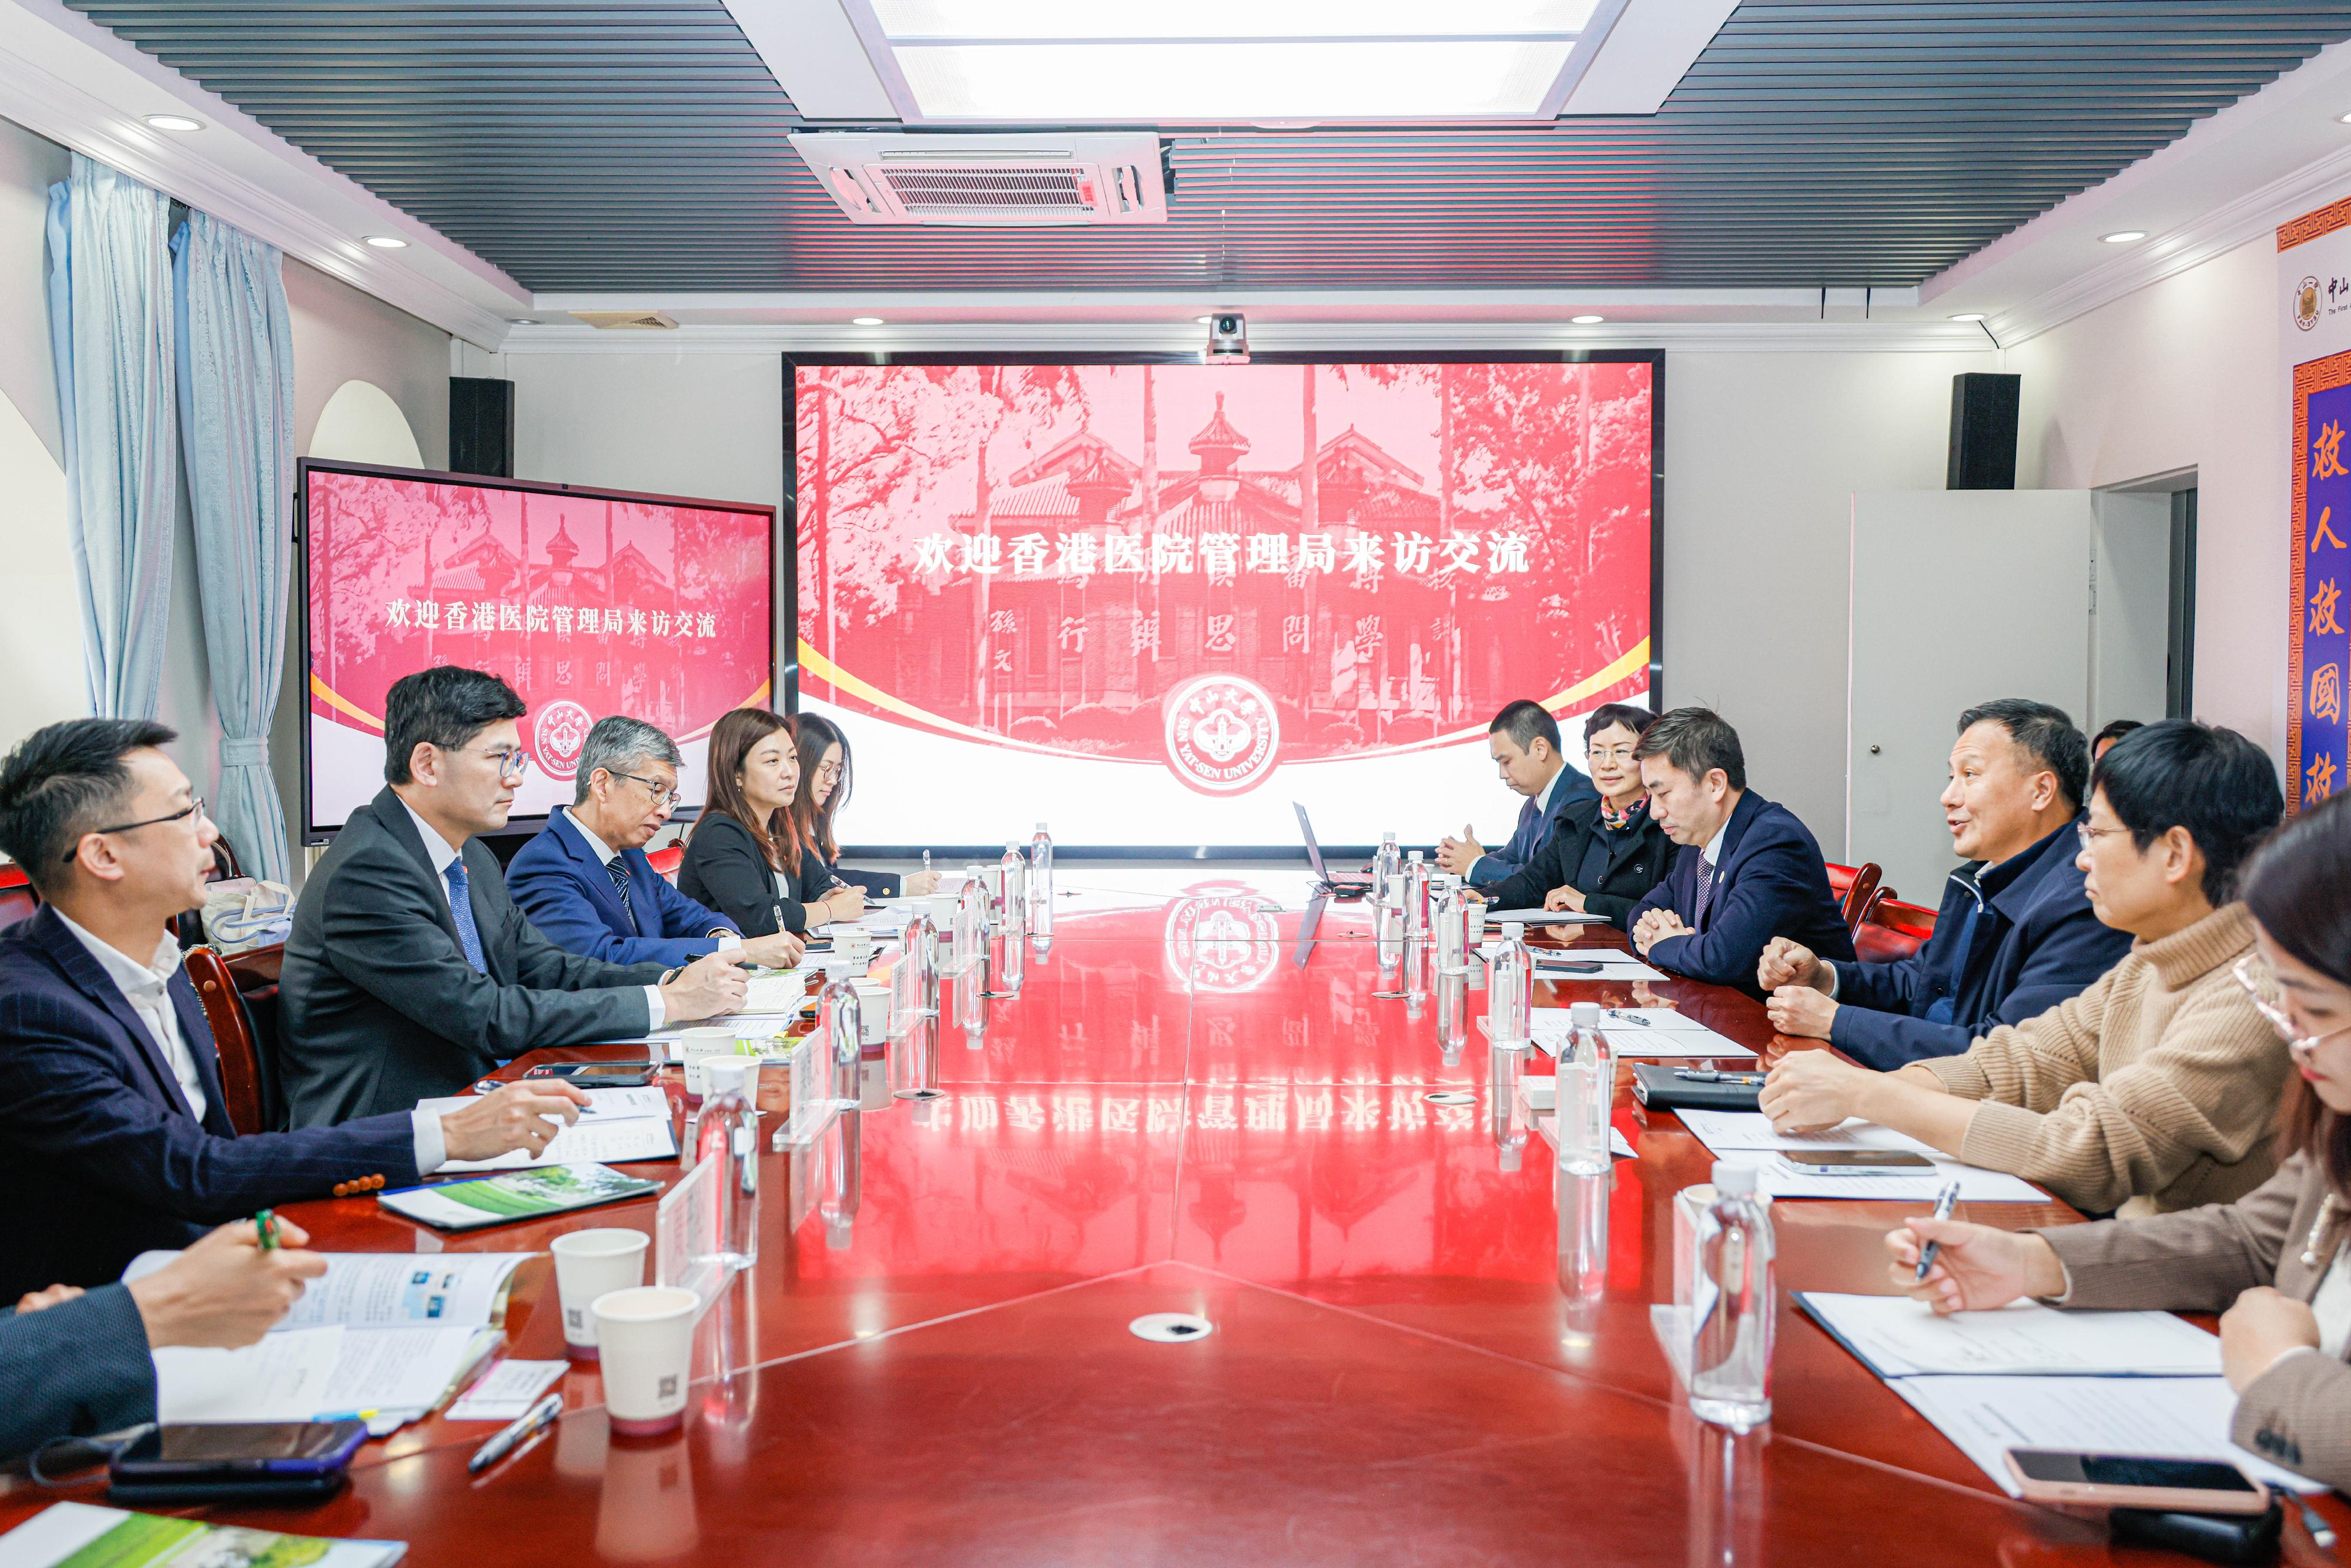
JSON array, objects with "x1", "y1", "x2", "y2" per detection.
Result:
[
  {"x1": 507, "y1": 715, "x2": 805, "y2": 969},
  {"x1": 1758, "y1": 699, "x2": 2134, "y2": 1069},
  {"x1": 1628, "y1": 707, "x2": 1855, "y2": 997},
  {"x1": 0, "y1": 718, "x2": 590, "y2": 1296},
  {"x1": 1435, "y1": 699, "x2": 1600, "y2": 888}
]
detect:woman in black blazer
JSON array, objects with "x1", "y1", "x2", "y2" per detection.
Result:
[
  {"x1": 1475, "y1": 703, "x2": 1674, "y2": 929},
  {"x1": 678, "y1": 709, "x2": 858, "y2": 937}
]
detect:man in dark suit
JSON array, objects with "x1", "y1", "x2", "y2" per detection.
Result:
[
  {"x1": 0, "y1": 718, "x2": 589, "y2": 1296},
  {"x1": 283, "y1": 668, "x2": 750, "y2": 1125},
  {"x1": 1758, "y1": 699, "x2": 2134, "y2": 1068},
  {"x1": 1627, "y1": 706, "x2": 1856, "y2": 997},
  {"x1": 1435, "y1": 699, "x2": 1601, "y2": 888},
  {"x1": 2, "y1": 1218, "x2": 326, "y2": 1461},
  {"x1": 507, "y1": 714, "x2": 805, "y2": 969}
]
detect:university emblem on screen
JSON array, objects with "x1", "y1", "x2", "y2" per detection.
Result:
[{"x1": 1163, "y1": 674, "x2": 1280, "y2": 794}]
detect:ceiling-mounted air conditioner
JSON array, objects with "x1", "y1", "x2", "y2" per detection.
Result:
[{"x1": 788, "y1": 132, "x2": 1167, "y2": 227}]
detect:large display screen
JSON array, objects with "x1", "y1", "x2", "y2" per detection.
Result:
[
  {"x1": 302, "y1": 461, "x2": 775, "y2": 836},
  {"x1": 792, "y1": 357, "x2": 1659, "y2": 852}
]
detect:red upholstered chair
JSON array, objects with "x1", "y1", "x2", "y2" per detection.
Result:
[
  {"x1": 1852, "y1": 897, "x2": 1937, "y2": 965},
  {"x1": 0, "y1": 860, "x2": 36, "y2": 932},
  {"x1": 186, "y1": 944, "x2": 267, "y2": 1135},
  {"x1": 1823, "y1": 862, "x2": 1883, "y2": 935},
  {"x1": 645, "y1": 845, "x2": 685, "y2": 883}
]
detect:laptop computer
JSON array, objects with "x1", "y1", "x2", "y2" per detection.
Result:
[{"x1": 1294, "y1": 803, "x2": 1375, "y2": 898}]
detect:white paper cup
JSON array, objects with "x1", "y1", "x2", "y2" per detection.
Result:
[
  {"x1": 678, "y1": 1026, "x2": 736, "y2": 1098},
  {"x1": 1466, "y1": 905, "x2": 1488, "y2": 943},
  {"x1": 850, "y1": 978, "x2": 891, "y2": 1045},
  {"x1": 551, "y1": 1228, "x2": 649, "y2": 1358},
  {"x1": 925, "y1": 891, "x2": 959, "y2": 927},
  {"x1": 592, "y1": 1285, "x2": 701, "y2": 1435}
]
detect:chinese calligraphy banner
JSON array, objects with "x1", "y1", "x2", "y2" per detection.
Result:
[
  {"x1": 302, "y1": 463, "x2": 775, "y2": 833},
  {"x1": 792, "y1": 358, "x2": 1658, "y2": 849},
  {"x1": 2283, "y1": 205, "x2": 2351, "y2": 812}
]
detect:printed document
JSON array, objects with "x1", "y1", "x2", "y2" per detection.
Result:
[{"x1": 1796, "y1": 1292, "x2": 2223, "y2": 1378}]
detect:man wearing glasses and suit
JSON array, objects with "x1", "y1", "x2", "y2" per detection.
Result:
[
  {"x1": 279, "y1": 667, "x2": 752, "y2": 1125},
  {"x1": 505, "y1": 714, "x2": 805, "y2": 969}
]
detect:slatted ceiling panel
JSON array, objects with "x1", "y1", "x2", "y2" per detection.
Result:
[{"x1": 62, "y1": 0, "x2": 2351, "y2": 294}]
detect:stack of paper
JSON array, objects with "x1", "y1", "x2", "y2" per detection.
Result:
[
  {"x1": 1531, "y1": 1006, "x2": 1757, "y2": 1062},
  {"x1": 128, "y1": 1252, "x2": 530, "y2": 1432},
  {"x1": 1797, "y1": 1292, "x2": 2223, "y2": 1378},
  {"x1": 1, "y1": 1503, "x2": 407, "y2": 1567},
  {"x1": 421, "y1": 1085, "x2": 677, "y2": 1171},
  {"x1": 1676, "y1": 1108, "x2": 2046, "y2": 1201},
  {"x1": 742, "y1": 971, "x2": 820, "y2": 1015}
]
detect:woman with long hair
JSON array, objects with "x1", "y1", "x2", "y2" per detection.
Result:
[
  {"x1": 1883, "y1": 792, "x2": 2351, "y2": 1489},
  {"x1": 678, "y1": 709, "x2": 861, "y2": 936},
  {"x1": 789, "y1": 713, "x2": 939, "y2": 901}
]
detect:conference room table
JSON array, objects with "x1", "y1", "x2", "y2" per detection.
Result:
[{"x1": 3, "y1": 870, "x2": 2336, "y2": 1564}]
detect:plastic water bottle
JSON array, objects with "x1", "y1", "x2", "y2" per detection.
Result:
[
  {"x1": 953, "y1": 866, "x2": 987, "y2": 974},
  {"x1": 1376, "y1": 832, "x2": 1401, "y2": 903},
  {"x1": 1000, "y1": 842, "x2": 1027, "y2": 934},
  {"x1": 1488, "y1": 921, "x2": 1532, "y2": 1046},
  {"x1": 1029, "y1": 823, "x2": 1054, "y2": 933},
  {"x1": 696, "y1": 1057, "x2": 760, "y2": 1271},
  {"x1": 1404, "y1": 849, "x2": 1429, "y2": 936},
  {"x1": 1558, "y1": 1000, "x2": 1613, "y2": 1174},
  {"x1": 1435, "y1": 882, "x2": 1469, "y2": 976},
  {"x1": 899, "y1": 909, "x2": 938, "y2": 1019},
  {"x1": 822, "y1": 978, "x2": 863, "y2": 1107},
  {"x1": 1688, "y1": 1162, "x2": 1776, "y2": 1433}
]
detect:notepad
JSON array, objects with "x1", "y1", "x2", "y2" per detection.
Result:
[
  {"x1": 416, "y1": 1087, "x2": 678, "y2": 1171},
  {"x1": 1796, "y1": 1292, "x2": 2224, "y2": 1378},
  {"x1": 1529, "y1": 1007, "x2": 1757, "y2": 1061},
  {"x1": 0, "y1": 1503, "x2": 407, "y2": 1568},
  {"x1": 1673, "y1": 1108, "x2": 1932, "y2": 1155}
]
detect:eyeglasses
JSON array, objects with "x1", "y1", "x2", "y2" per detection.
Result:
[
  {"x1": 2075, "y1": 822, "x2": 2131, "y2": 851},
  {"x1": 2235, "y1": 956, "x2": 2351, "y2": 1058},
  {"x1": 614, "y1": 772, "x2": 684, "y2": 808},
  {"x1": 815, "y1": 761, "x2": 844, "y2": 783},
  {"x1": 63, "y1": 796, "x2": 207, "y2": 862},
  {"x1": 460, "y1": 745, "x2": 531, "y2": 780}
]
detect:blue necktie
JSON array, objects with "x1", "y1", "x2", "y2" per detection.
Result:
[
  {"x1": 605, "y1": 859, "x2": 642, "y2": 935},
  {"x1": 1692, "y1": 855, "x2": 1717, "y2": 930},
  {"x1": 444, "y1": 860, "x2": 488, "y2": 973}
]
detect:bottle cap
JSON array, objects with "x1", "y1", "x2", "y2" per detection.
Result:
[
  {"x1": 1408, "y1": 849, "x2": 1423, "y2": 862},
  {"x1": 1570, "y1": 1001, "x2": 1602, "y2": 1027},
  {"x1": 1711, "y1": 1161, "x2": 1759, "y2": 1195},
  {"x1": 705, "y1": 1057, "x2": 748, "y2": 1094},
  {"x1": 1503, "y1": 922, "x2": 1524, "y2": 940},
  {"x1": 1036, "y1": 822, "x2": 1048, "y2": 832}
]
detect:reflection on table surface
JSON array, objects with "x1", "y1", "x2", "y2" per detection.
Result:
[{"x1": 0, "y1": 873, "x2": 2296, "y2": 1564}]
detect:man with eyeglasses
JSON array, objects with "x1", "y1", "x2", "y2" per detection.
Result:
[
  {"x1": 0, "y1": 718, "x2": 595, "y2": 1296},
  {"x1": 281, "y1": 667, "x2": 750, "y2": 1126},
  {"x1": 507, "y1": 715, "x2": 806, "y2": 968}
]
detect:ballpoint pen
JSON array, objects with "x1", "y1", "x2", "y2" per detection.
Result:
[
  {"x1": 467, "y1": 1392, "x2": 564, "y2": 1475},
  {"x1": 1913, "y1": 1180, "x2": 1964, "y2": 1282},
  {"x1": 2300, "y1": 1499, "x2": 2337, "y2": 1552},
  {"x1": 1606, "y1": 1009, "x2": 1652, "y2": 1027},
  {"x1": 254, "y1": 1209, "x2": 278, "y2": 1251}
]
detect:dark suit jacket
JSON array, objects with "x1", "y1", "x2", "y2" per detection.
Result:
[
  {"x1": 677, "y1": 812, "x2": 823, "y2": 936},
  {"x1": 1629, "y1": 790, "x2": 1857, "y2": 997},
  {"x1": 280, "y1": 787, "x2": 668, "y2": 1126},
  {"x1": 507, "y1": 809, "x2": 739, "y2": 967},
  {"x1": 0, "y1": 906, "x2": 417, "y2": 1296},
  {"x1": 1466, "y1": 765, "x2": 1600, "y2": 887},
  {"x1": 1476, "y1": 796, "x2": 1676, "y2": 927},
  {"x1": 0, "y1": 1284, "x2": 154, "y2": 1459},
  {"x1": 1824, "y1": 817, "x2": 2134, "y2": 1070}
]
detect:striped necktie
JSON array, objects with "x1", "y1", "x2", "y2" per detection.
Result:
[{"x1": 605, "y1": 859, "x2": 642, "y2": 935}]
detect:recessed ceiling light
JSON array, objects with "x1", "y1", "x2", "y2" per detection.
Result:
[
  {"x1": 1949, "y1": 312, "x2": 1986, "y2": 323},
  {"x1": 361, "y1": 234, "x2": 408, "y2": 249},
  {"x1": 507, "y1": 317, "x2": 540, "y2": 326},
  {"x1": 1195, "y1": 315, "x2": 1214, "y2": 324},
  {"x1": 143, "y1": 113, "x2": 203, "y2": 133},
  {"x1": 852, "y1": 316, "x2": 885, "y2": 326},
  {"x1": 2100, "y1": 230, "x2": 2147, "y2": 244},
  {"x1": 2339, "y1": 111, "x2": 2351, "y2": 125},
  {"x1": 1569, "y1": 313, "x2": 1604, "y2": 324}
]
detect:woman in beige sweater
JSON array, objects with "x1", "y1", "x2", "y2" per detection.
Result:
[
  {"x1": 1761, "y1": 721, "x2": 2286, "y2": 1215},
  {"x1": 1884, "y1": 790, "x2": 2351, "y2": 1491}
]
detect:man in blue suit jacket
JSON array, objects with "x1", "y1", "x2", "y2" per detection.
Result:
[
  {"x1": 1435, "y1": 699, "x2": 1601, "y2": 888},
  {"x1": 508, "y1": 715, "x2": 805, "y2": 969},
  {"x1": 0, "y1": 719, "x2": 587, "y2": 1297},
  {"x1": 1758, "y1": 699, "x2": 2133, "y2": 1068},
  {"x1": 1628, "y1": 707, "x2": 1855, "y2": 997}
]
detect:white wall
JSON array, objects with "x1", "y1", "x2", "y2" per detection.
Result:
[{"x1": 2009, "y1": 237, "x2": 2283, "y2": 763}]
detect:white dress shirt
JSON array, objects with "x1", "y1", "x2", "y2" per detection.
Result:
[
  {"x1": 1468, "y1": 765, "x2": 1568, "y2": 885},
  {"x1": 398, "y1": 794, "x2": 664, "y2": 1027},
  {"x1": 53, "y1": 907, "x2": 450, "y2": 1171}
]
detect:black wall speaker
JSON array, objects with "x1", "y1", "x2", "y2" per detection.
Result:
[
  {"x1": 449, "y1": 376, "x2": 515, "y2": 478},
  {"x1": 1947, "y1": 372, "x2": 2020, "y2": 491}
]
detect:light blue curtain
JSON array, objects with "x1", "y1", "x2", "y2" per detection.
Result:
[
  {"x1": 173, "y1": 210, "x2": 296, "y2": 884},
  {"x1": 45, "y1": 153, "x2": 178, "y2": 722}
]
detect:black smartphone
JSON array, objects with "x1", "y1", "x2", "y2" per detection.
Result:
[
  {"x1": 1779, "y1": 1148, "x2": 1938, "y2": 1174},
  {"x1": 112, "y1": 1420, "x2": 368, "y2": 1483},
  {"x1": 524, "y1": 1063, "x2": 655, "y2": 1086}
]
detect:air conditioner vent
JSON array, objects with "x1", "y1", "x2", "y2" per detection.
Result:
[
  {"x1": 570, "y1": 310, "x2": 678, "y2": 330},
  {"x1": 790, "y1": 132, "x2": 1166, "y2": 227}
]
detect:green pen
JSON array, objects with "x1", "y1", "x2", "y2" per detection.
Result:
[{"x1": 256, "y1": 1209, "x2": 279, "y2": 1251}]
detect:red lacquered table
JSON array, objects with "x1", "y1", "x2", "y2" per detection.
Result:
[{"x1": 4, "y1": 873, "x2": 2335, "y2": 1564}]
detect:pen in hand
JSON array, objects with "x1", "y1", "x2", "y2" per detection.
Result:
[
  {"x1": 1913, "y1": 1180, "x2": 1962, "y2": 1283},
  {"x1": 254, "y1": 1209, "x2": 279, "y2": 1251}
]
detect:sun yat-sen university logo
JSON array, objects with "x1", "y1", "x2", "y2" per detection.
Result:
[
  {"x1": 533, "y1": 699, "x2": 595, "y2": 781},
  {"x1": 1164, "y1": 883, "x2": 1282, "y2": 993},
  {"x1": 1163, "y1": 674, "x2": 1280, "y2": 795},
  {"x1": 2300, "y1": 276, "x2": 2325, "y2": 332}
]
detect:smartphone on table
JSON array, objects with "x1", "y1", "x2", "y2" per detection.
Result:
[
  {"x1": 1777, "y1": 1148, "x2": 1937, "y2": 1175},
  {"x1": 2002, "y1": 1449, "x2": 2272, "y2": 1514},
  {"x1": 112, "y1": 1420, "x2": 369, "y2": 1483}
]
